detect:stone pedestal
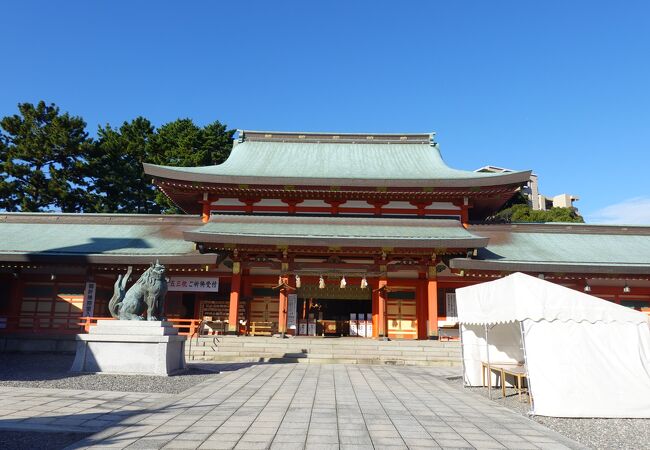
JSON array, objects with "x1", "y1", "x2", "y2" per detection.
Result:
[{"x1": 71, "y1": 320, "x2": 186, "y2": 376}]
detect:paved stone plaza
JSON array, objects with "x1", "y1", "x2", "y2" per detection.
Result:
[
  {"x1": 0, "y1": 364, "x2": 582, "y2": 450},
  {"x1": 0, "y1": 387, "x2": 172, "y2": 434}
]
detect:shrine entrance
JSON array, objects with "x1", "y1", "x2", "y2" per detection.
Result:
[{"x1": 296, "y1": 285, "x2": 372, "y2": 337}]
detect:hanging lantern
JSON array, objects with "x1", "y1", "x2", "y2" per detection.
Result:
[
  {"x1": 295, "y1": 274, "x2": 301, "y2": 288},
  {"x1": 360, "y1": 276, "x2": 368, "y2": 289},
  {"x1": 319, "y1": 276, "x2": 325, "y2": 289},
  {"x1": 340, "y1": 276, "x2": 347, "y2": 289}
]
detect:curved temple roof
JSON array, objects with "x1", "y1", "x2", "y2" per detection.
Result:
[
  {"x1": 144, "y1": 130, "x2": 531, "y2": 188},
  {"x1": 0, "y1": 213, "x2": 215, "y2": 264},
  {"x1": 450, "y1": 223, "x2": 650, "y2": 274},
  {"x1": 184, "y1": 214, "x2": 489, "y2": 249}
]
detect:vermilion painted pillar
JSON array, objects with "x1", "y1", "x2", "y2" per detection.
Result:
[
  {"x1": 378, "y1": 277, "x2": 388, "y2": 338},
  {"x1": 416, "y1": 274, "x2": 428, "y2": 340},
  {"x1": 228, "y1": 263, "x2": 241, "y2": 334},
  {"x1": 371, "y1": 279, "x2": 379, "y2": 338},
  {"x1": 201, "y1": 193, "x2": 211, "y2": 223},
  {"x1": 427, "y1": 267, "x2": 439, "y2": 340},
  {"x1": 278, "y1": 276, "x2": 289, "y2": 334}
]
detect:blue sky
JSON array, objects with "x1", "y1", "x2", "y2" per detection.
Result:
[{"x1": 2, "y1": 1, "x2": 649, "y2": 223}]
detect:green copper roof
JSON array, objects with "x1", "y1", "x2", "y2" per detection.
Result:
[
  {"x1": 0, "y1": 213, "x2": 214, "y2": 264},
  {"x1": 144, "y1": 130, "x2": 531, "y2": 188},
  {"x1": 450, "y1": 223, "x2": 650, "y2": 274},
  {"x1": 184, "y1": 214, "x2": 488, "y2": 248}
]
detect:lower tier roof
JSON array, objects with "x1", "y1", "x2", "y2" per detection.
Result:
[
  {"x1": 0, "y1": 213, "x2": 215, "y2": 264},
  {"x1": 450, "y1": 223, "x2": 650, "y2": 274},
  {"x1": 184, "y1": 215, "x2": 488, "y2": 249},
  {"x1": 4, "y1": 214, "x2": 650, "y2": 275}
]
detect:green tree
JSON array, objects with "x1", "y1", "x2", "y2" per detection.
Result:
[
  {"x1": 489, "y1": 203, "x2": 584, "y2": 223},
  {"x1": 150, "y1": 118, "x2": 234, "y2": 212},
  {"x1": 0, "y1": 103, "x2": 235, "y2": 214},
  {"x1": 0, "y1": 101, "x2": 92, "y2": 212},
  {"x1": 202, "y1": 120, "x2": 234, "y2": 165},
  {"x1": 87, "y1": 117, "x2": 162, "y2": 213}
]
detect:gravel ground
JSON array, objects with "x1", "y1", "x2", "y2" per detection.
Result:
[
  {"x1": 0, "y1": 430, "x2": 89, "y2": 450},
  {"x1": 445, "y1": 376, "x2": 650, "y2": 450},
  {"x1": 0, "y1": 353, "x2": 219, "y2": 394}
]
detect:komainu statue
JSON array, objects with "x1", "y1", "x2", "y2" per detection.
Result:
[{"x1": 108, "y1": 261, "x2": 168, "y2": 321}]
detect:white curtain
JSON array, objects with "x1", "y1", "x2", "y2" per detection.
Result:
[
  {"x1": 523, "y1": 319, "x2": 650, "y2": 418},
  {"x1": 462, "y1": 322, "x2": 524, "y2": 386}
]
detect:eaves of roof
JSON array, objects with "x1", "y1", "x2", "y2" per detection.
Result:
[
  {"x1": 449, "y1": 258, "x2": 650, "y2": 275},
  {"x1": 184, "y1": 215, "x2": 489, "y2": 249},
  {"x1": 143, "y1": 138, "x2": 531, "y2": 188}
]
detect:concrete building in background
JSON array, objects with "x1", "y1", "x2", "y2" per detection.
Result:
[{"x1": 476, "y1": 165, "x2": 579, "y2": 211}]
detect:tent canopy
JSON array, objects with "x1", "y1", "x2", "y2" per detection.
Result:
[
  {"x1": 456, "y1": 272, "x2": 648, "y2": 325},
  {"x1": 456, "y1": 272, "x2": 650, "y2": 418}
]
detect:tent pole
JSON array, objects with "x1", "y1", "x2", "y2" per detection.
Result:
[
  {"x1": 519, "y1": 320, "x2": 534, "y2": 414},
  {"x1": 459, "y1": 323, "x2": 468, "y2": 387},
  {"x1": 485, "y1": 323, "x2": 491, "y2": 399}
]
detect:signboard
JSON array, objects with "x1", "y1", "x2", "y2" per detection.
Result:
[
  {"x1": 83, "y1": 282, "x2": 96, "y2": 317},
  {"x1": 168, "y1": 277, "x2": 219, "y2": 292},
  {"x1": 287, "y1": 294, "x2": 298, "y2": 329},
  {"x1": 366, "y1": 313, "x2": 373, "y2": 337},
  {"x1": 308, "y1": 321, "x2": 316, "y2": 336},
  {"x1": 298, "y1": 321, "x2": 307, "y2": 335},
  {"x1": 349, "y1": 313, "x2": 358, "y2": 336},
  {"x1": 358, "y1": 319, "x2": 366, "y2": 338}
]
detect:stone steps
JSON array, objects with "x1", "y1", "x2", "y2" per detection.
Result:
[{"x1": 184, "y1": 336, "x2": 462, "y2": 366}]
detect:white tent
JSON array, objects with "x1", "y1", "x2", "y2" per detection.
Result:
[{"x1": 456, "y1": 272, "x2": 650, "y2": 418}]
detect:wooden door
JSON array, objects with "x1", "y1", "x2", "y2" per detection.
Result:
[
  {"x1": 249, "y1": 297, "x2": 279, "y2": 335},
  {"x1": 387, "y1": 298, "x2": 417, "y2": 339}
]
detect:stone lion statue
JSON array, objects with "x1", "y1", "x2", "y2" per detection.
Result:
[{"x1": 108, "y1": 261, "x2": 168, "y2": 321}]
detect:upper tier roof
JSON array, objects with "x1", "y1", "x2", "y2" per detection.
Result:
[{"x1": 144, "y1": 130, "x2": 531, "y2": 188}]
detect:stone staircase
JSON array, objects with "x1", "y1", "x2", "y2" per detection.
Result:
[{"x1": 185, "y1": 336, "x2": 462, "y2": 366}]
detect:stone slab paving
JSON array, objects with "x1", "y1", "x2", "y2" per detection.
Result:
[
  {"x1": 0, "y1": 386, "x2": 172, "y2": 434},
  {"x1": 64, "y1": 364, "x2": 583, "y2": 450}
]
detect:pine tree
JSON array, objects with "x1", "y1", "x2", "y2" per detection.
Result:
[
  {"x1": 0, "y1": 101, "x2": 92, "y2": 212},
  {"x1": 87, "y1": 117, "x2": 162, "y2": 213}
]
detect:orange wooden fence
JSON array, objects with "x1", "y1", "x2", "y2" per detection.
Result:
[{"x1": 0, "y1": 315, "x2": 203, "y2": 337}]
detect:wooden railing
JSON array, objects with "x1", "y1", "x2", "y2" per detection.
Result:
[
  {"x1": 249, "y1": 321, "x2": 276, "y2": 336},
  {"x1": 0, "y1": 315, "x2": 85, "y2": 334},
  {"x1": 167, "y1": 318, "x2": 203, "y2": 337},
  {"x1": 0, "y1": 315, "x2": 203, "y2": 337}
]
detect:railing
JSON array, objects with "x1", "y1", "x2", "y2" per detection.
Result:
[
  {"x1": 167, "y1": 318, "x2": 203, "y2": 337},
  {"x1": 0, "y1": 315, "x2": 85, "y2": 334},
  {"x1": 0, "y1": 315, "x2": 203, "y2": 337},
  {"x1": 249, "y1": 321, "x2": 277, "y2": 336}
]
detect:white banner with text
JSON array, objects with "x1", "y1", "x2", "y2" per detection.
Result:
[{"x1": 168, "y1": 277, "x2": 219, "y2": 292}]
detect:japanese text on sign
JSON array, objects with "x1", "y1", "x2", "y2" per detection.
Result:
[
  {"x1": 167, "y1": 277, "x2": 219, "y2": 292},
  {"x1": 287, "y1": 294, "x2": 298, "y2": 329},
  {"x1": 83, "y1": 282, "x2": 96, "y2": 317}
]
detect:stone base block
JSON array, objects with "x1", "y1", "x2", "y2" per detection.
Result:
[{"x1": 71, "y1": 320, "x2": 186, "y2": 376}]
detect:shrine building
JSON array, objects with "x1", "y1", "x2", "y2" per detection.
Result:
[{"x1": 1, "y1": 130, "x2": 649, "y2": 340}]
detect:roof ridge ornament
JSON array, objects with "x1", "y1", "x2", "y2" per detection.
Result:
[{"x1": 236, "y1": 130, "x2": 436, "y2": 145}]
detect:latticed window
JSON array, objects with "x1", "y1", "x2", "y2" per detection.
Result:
[
  {"x1": 19, "y1": 282, "x2": 84, "y2": 330},
  {"x1": 20, "y1": 283, "x2": 55, "y2": 328}
]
